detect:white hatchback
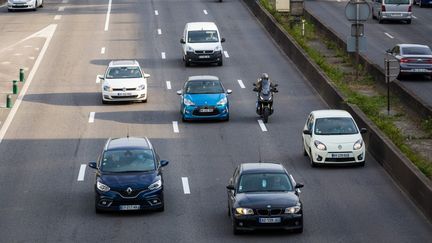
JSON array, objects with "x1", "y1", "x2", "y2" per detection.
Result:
[
  {"x1": 302, "y1": 110, "x2": 367, "y2": 167},
  {"x1": 101, "y1": 60, "x2": 150, "y2": 104}
]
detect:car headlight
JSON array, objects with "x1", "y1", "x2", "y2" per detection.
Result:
[
  {"x1": 148, "y1": 179, "x2": 162, "y2": 190},
  {"x1": 284, "y1": 203, "x2": 301, "y2": 214},
  {"x1": 183, "y1": 98, "x2": 195, "y2": 106},
  {"x1": 97, "y1": 180, "x2": 110, "y2": 192},
  {"x1": 214, "y1": 45, "x2": 222, "y2": 52},
  {"x1": 314, "y1": 140, "x2": 327, "y2": 151},
  {"x1": 235, "y1": 208, "x2": 254, "y2": 215},
  {"x1": 217, "y1": 97, "x2": 227, "y2": 106},
  {"x1": 103, "y1": 85, "x2": 112, "y2": 92},
  {"x1": 137, "y1": 84, "x2": 146, "y2": 91},
  {"x1": 186, "y1": 46, "x2": 194, "y2": 52},
  {"x1": 353, "y1": 139, "x2": 363, "y2": 150}
]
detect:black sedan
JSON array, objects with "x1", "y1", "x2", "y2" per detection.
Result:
[
  {"x1": 88, "y1": 137, "x2": 169, "y2": 213},
  {"x1": 226, "y1": 163, "x2": 304, "y2": 234}
]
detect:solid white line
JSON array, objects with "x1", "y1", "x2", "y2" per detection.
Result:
[
  {"x1": 54, "y1": 15, "x2": 62, "y2": 20},
  {"x1": 0, "y1": 24, "x2": 57, "y2": 144},
  {"x1": 157, "y1": 29, "x2": 162, "y2": 35},
  {"x1": 101, "y1": 47, "x2": 106, "y2": 54},
  {"x1": 257, "y1": 120, "x2": 268, "y2": 132},
  {"x1": 104, "y1": 0, "x2": 112, "y2": 31},
  {"x1": 161, "y1": 52, "x2": 166, "y2": 59},
  {"x1": 203, "y1": 9, "x2": 208, "y2": 15},
  {"x1": 166, "y1": 81, "x2": 171, "y2": 90},
  {"x1": 89, "y1": 112, "x2": 95, "y2": 123},
  {"x1": 172, "y1": 121, "x2": 179, "y2": 133},
  {"x1": 181, "y1": 177, "x2": 190, "y2": 194},
  {"x1": 24, "y1": 45, "x2": 32, "y2": 48},
  {"x1": 58, "y1": 6, "x2": 65, "y2": 11},
  {"x1": 237, "y1": 79, "x2": 245, "y2": 89},
  {"x1": 154, "y1": 10, "x2": 159, "y2": 15},
  {"x1": 77, "y1": 164, "x2": 87, "y2": 181},
  {"x1": 96, "y1": 75, "x2": 101, "y2": 83},
  {"x1": 384, "y1": 32, "x2": 394, "y2": 39},
  {"x1": 224, "y1": 51, "x2": 230, "y2": 58},
  {"x1": 29, "y1": 56, "x2": 35, "y2": 60}
]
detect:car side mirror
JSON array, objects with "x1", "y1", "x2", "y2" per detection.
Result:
[
  {"x1": 180, "y1": 38, "x2": 186, "y2": 44},
  {"x1": 176, "y1": 90, "x2": 182, "y2": 95},
  {"x1": 253, "y1": 88, "x2": 258, "y2": 92},
  {"x1": 88, "y1": 161, "x2": 97, "y2": 169},
  {"x1": 226, "y1": 89, "x2": 232, "y2": 94},
  {"x1": 386, "y1": 49, "x2": 391, "y2": 54},
  {"x1": 226, "y1": 185, "x2": 235, "y2": 190},
  {"x1": 99, "y1": 76, "x2": 105, "y2": 81},
  {"x1": 295, "y1": 183, "x2": 304, "y2": 189},
  {"x1": 252, "y1": 83, "x2": 256, "y2": 86},
  {"x1": 303, "y1": 130, "x2": 312, "y2": 135},
  {"x1": 160, "y1": 160, "x2": 169, "y2": 167},
  {"x1": 360, "y1": 128, "x2": 368, "y2": 134},
  {"x1": 144, "y1": 73, "x2": 150, "y2": 78},
  {"x1": 221, "y1": 38, "x2": 225, "y2": 43}
]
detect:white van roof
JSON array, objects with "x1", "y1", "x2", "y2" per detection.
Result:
[{"x1": 186, "y1": 22, "x2": 218, "y2": 31}]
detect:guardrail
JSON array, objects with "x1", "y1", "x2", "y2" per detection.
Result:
[{"x1": 241, "y1": 0, "x2": 432, "y2": 222}]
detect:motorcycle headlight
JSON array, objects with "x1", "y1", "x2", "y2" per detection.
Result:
[
  {"x1": 217, "y1": 97, "x2": 227, "y2": 106},
  {"x1": 353, "y1": 139, "x2": 363, "y2": 150},
  {"x1": 183, "y1": 98, "x2": 195, "y2": 106},
  {"x1": 97, "y1": 180, "x2": 110, "y2": 192},
  {"x1": 137, "y1": 84, "x2": 146, "y2": 91},
  {"x1": 284, "y1": 203, "x2": 301, "y2": 214},
  {"x1": 314, "y1": 140, "x2": 327, "y2": 151},
  {"x1": 235, "y1": 208, "x2": 254, "y2": 215},
  {"x1": 103, "y1": 85, "x2": 112, "y2": 92},
  {"x1": 186, "y1": 46, "x2": 194, "y2": 52},
  {"x1": 148, "y1": 179, "x2": 162, "y2": 190}
]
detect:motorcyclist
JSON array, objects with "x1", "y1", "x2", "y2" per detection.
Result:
[{"x1": 254, "y1": 73, "x2": 277, "y2": 93}]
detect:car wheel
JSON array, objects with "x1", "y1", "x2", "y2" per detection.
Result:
[
  {"x1": 141, "y1": 98, "x2": 147, "y2": 103},
  {"x1": 218, "y1": 59, "x2": 223, "y2": 66},
  {"x1": 182, "y1": 114, "x2": 187, "y2": 122},
  {"x1": 406, "y1": 19, "x2": 411, "y2": 24},
  {"x1": 95, "y1": 206, "x2": 104, "y2": 214},
  {"x1": 358, "y1": 161, "x2": 365, "y2": 167},
  {"x1": 185, "y1": 59, "x2": 190, "y2": 67},
  {"x1": 102, "y1": 99, "x2": 109, "y2": 105},
  {"x1": 232, "y1": 221, "x2": 241, "y2": 235},
  {"x1": 224, "y1": 114, "x2": 230, "y2": 122},
  {"x1": 309, "y1": 149, "x2": 317, "y2": 168},
  {"x1": 302, "y1": 140, "x2": 308, "y2": 156},
  {"x1": 227, "y1": 205, "x2": 231, "y2": 217},
  {"x1": 293, "y1": 227, "x2": 303, "y2": 234},
  {"x1": 155, "y1": 204, "x2": 165, "y2": 212}
]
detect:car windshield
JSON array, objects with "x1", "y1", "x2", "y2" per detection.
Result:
[
  {"x1": 106, "y1": 67, "x2": 142, "y2": 79},
  {"x1": 185, "y1": 80, "x2": 224, "y2": 94},
  {"x1": 314, "y1": 117, "x2": 359, "y2": 135},
  {"x1": 385, "y1": 0, "x2": 409, "y2": 4},
  {"x1": 187, "y1": 30, "x2": 219, "y2": 43},
  {"x1": 401, "y1": 47, "x2": 432, "y2": 55},
  {"x1": 100, "y1": 149, "x2": 155, "y2": 173},
  {"x1": 238, "y1": 173, "x2": 293, "y2": 193}
]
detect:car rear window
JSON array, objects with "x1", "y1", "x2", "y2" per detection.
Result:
[
  {"x1": 401, "y1": 47, "x2": 432, "y2": 55},
  {"x1": 385, "y1": 0, "x2": 410, "y2": 4}
]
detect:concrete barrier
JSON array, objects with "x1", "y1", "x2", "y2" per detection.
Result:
[
  {"x1": 0, "y1": 0, "x2": 6, "y2": 6},
  {"x1": 241, "y1": 0, "x2": 432, "y2": 222}
]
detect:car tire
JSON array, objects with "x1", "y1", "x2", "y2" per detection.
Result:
[
  {"x1": 293, "y1": 227, "x2": 303, "y2": 234},
  {"x1": 406, "y1": 19, "x2": 411, "y2": 24},
  {"x1": 185, "y1": 59, "x2": 190, "y2": 67},
  {"x1": 155, "y1": 204, "x2": 165, "y2": 212},
  {"x1": 95, "y1": 207, "x2": 104, "y2": 214},
  {"x1": 224, "y1": 114, "x2": 230, "y2": 122},
  {"x1": 218, "y1": 59, "x2": 223, "y2": 66},
  {"x1": 102, "y1": 99, "x2": 109, "y2": 105},
  {"x1": 142, "y1": 98, "x2": 147, "y2": 103},
  {"x1": 309, "y1": 149, "x2": 317, "y2": 168},
  {"x1": 227, "y1": 205, "x2": 231, "y2": 217},
  {"x1": 182, "y1": 114, "x2": 187, "y2": 122},
  {"x1": 232, "y1": 223, "x2": 241, "y2": 235},
  {"x1": 358, "y1": 161, "x2": 365, "y2": 167},
  {"x1": 302, "y1": 141, "x2": 308, "y2": 156}
]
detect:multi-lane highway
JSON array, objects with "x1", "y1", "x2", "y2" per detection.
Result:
[
  {"x1": 305, "y1": 0, "x2": 432, "y2": 106},
  {"x1": 0, "y1": 0, "x2": 431, "y2": 242}
]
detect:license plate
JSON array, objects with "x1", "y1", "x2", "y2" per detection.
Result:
[
  {"x1": 259, "y1": 217, "x2": 281, "y2": 224},
  {"x1": 119, "y1": 205, "x2": 140, "y2": 210},
  {"x1": 391, "y1": 14, "x2": 402, "y2": 17},
  {"x1": 199, "y1": 55, "x2": 210, "y2": 59},
  {"x1": 117, "y1": 93, "x2": 132, "y2": 96},
  {"x1": 412, "y1": 69, "x2": 428, "y2": 72},
  {"x1": 199, "y1": 108, "x2": 213, "y2": 113},
  {"x1": 332, "y1": 153, "x2": 350, "y2": 158}
]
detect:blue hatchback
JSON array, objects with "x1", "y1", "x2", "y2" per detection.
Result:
[
  {"x1": 177, "y1": 75, "x2": 232, "y2": 121},
  {"x1": 88, "y1": 137, "x2": 169, "y2": 213}
]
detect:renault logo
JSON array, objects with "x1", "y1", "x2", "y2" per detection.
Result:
[
  {"x1": 122, "y1": 87, "x2": 127, "y2": 92},
  {"x1": 267, "y1": 205, "x2": 271, "y2": 208},
  {"x1": 126, "y1": 187, "x2": 133, "y2": 194}
]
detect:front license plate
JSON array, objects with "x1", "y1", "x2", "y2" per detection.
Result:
[
  {"x1": 199, "y1": 108, "x2": 213, "y2": 113},
  {"x1": 199, "y1": 55, "x2": 210, "y2": 59},
  {"x1": 119, "y1": 205, "x2": 140, "y2": 210},
  {"x1": 332, "y1": 153, "x2": 350, "y2": 158},
  {"x1": 259, "y1": 217, "x2": 281, "y2": 224},
  {"x1": 117, "y1": 93, "x2": 132, "y2": 96}
]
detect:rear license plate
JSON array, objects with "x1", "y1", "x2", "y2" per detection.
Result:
[
  {"x1": 332, "y1": 153, "x2": 350, "y2": 158},
  {"x1": 391, "y1": 14, "x2": 402, "y2": 17},
  {"x1": 199, "y1": 108, "x2": 213, "y2": 112},
  {"x1": 119, "y1": 205, "x2": 140, "y2": 210},
  {"x1": 259, "y1": 217, "x2": 281, "y2": 224},
  {"x1": 412, "y1": 69, "x2": 428, "y2": 72},
  {"x1": 199, "y1": 55, "x2": 210, "y2": 59},
  {"x1": 117, "y1": 93, "x2": 132, "y2": 96}
]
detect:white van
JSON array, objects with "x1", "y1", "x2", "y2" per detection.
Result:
[
  {"x1": 372, "y1": 0, "x2": 413, "y2": 24},
  {"x1": 180, "y1": 22, "x2": 225, "y2": 66}
]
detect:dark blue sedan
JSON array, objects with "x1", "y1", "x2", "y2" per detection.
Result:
[{"x1": 88, "y1": 137, "x2": 169, "y2": 213}]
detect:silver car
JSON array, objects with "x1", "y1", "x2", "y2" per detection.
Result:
[
  {"x1": 8, "y1": 0, "x2": 43, "y2": 11},
  {"x1": 372, "y1": 0, "x2": 412, "y2": 24},
  {"x1": 386, "y1": 44, "x2": 432, "y2": 79}
]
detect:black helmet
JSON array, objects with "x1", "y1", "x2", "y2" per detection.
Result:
[{"x1": 261, "y1": 73, "x2": 269, "y2": 80}]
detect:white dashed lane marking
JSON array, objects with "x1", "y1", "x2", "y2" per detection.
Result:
[
  {"x1": 257, "y1": 120, "x2": 268, "y2": 132},
  {"x1": 54, "y1": 15, "x2": 62, "y2": 20},
  {"x1": 104, "y1": 0, "x2": 112, "y2": 31},
  {"x1": 384, "y1": 32, "x2": 394, "y2": 39},
  {"x1": 182, "y1": 177, "x2": 191, "y2": 194},
  {"x1": 1, "y1": 61, "x2": 10, "y2": 65},
  {"x1": 62, "y1": 0, "x2": 68, "y2": 3},
  {"x1": 172, "y1": 121, "x2": 179, "y2": 133},
  {"x1": 161, "y1": 52, "x2": 166, "y2": 59},
  {"x1": 101, "y1": 47, "x2": 106, "y2": 54},
  {"x1": 157, "y1": 29, "x2": 162, "y2": 35},
  {"x1": 77, "y1": 164, "x2": 86, "y2": 181},
  {"x1": 155, "y1": 10, "x2": 159, "y2": 15},
  {"x1": 203, "y1": 9, "x2": 208, "y2": 15},
  {"x1": 89, "y1": 112, "x2": 95, "y2": 123},
  {"x1": 237, "y1": 79, "x2": 245, "y2": 89},
  {"x1": 58, "y1": 6, "x2": 65, "y2": 11},
  {"x1": 413, "y1": 15, "x2": 417, "y2": 19},
  {"x1": 166, "y1": 81, "x2": 171, "y2": 90},
  {"x1": 224, "y1": 51, "x2": 229, "y2": 58}
]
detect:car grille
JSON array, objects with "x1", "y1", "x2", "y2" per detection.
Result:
[
  {"x1": 111, "y1": 95, "x2": 139, "y2": 99},
  {"x1": 112, "y1": 88, "x2": 136, "y2": 91},
  {"x1": 194, "y1": 50, "x2": 214, "y2": 54},
  {"x1": 12, "y1": 4, "x2": 29, "y2": 8},
  {"x1": 325, "y1": 157, "x2": 356, "y2": 162},
  {"x1": 192, "y1": 107, "x2": 220, "y2": 116},
  {"x1": 113, "y1": 188, "x2": 148, "y2": 198},
  {"x1": 256, "y1": 209, "x2": 283, "y2": 216}
]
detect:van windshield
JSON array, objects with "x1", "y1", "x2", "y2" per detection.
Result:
[
  {"x1": 187, "y1": 30, "x2": 219, "y2": 43},
  {"x1": 385, "y1": 0, "x2": 409, "y2": 4}
]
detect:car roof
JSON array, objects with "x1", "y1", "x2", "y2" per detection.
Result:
[
  {"x1": 105, "y1": 137, "x2": 152, "y2": 151},
  {"x1": 398, "y1": 44, "x2": 430, "y2": 49},
  {"x1": 186, "y1": 22, "x2": 218, "y2": 31},
  {"x1": 311, "y1": 109, "x2": 352, "y2": 119},
  {"x1": 240, "y1": 163, "x2": 286, "y2": 174},
  {"x1": 108, "y1": 60, "x2": 140, "y2": 67},
  {"x1": 187, "y1": 75, "x2": 220, "y2": 82}
]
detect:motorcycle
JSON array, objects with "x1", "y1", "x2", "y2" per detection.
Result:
[{"x1": 253, "y1": 80, "x2": 278, "y2": 123}]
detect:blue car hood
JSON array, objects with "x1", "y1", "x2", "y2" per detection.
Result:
[
  {"x1": 184, "y1": 93, "x2": 225, "y2": 106},
  {"x1": 100, "y1": 171, "x2": 158, "y2": 190}
]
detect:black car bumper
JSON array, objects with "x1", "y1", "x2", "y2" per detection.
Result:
[
  {"x1": 185, "y1": 51, "x2": 222, "y2": 63},
  {"x1": 95, "y1": 188, "x2": 164, "y2": 212},
  {"x1": 233, "y1": 213, "x2": 303, "y2": 231}
]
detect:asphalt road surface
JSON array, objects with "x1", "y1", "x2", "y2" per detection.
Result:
[{"x1": 0, "y1": 0, "x2": 431, "y2": 242}]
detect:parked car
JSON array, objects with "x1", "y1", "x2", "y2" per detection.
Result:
[
  {"x1": 386, "y1": 44, "x2": 432, "y2": 79},
  {"x1": 180, "y1": 22, "x2": 225, "y2": 66},
  {"x1": 176, "y1": 75, "x2": 231, "y2": 121},
  {"x1": 372, "y1": 0, "x2": 413, "y2": 24},
  {"x1": 226, "y1": 163, "x2": 304, "y2": 234},
  {"x1": 101, "y1": 60, "x2": 150, "y2": 104},
  {"x1": 8, "y1": 0, "x2": 43, "y2": 11},
  {"x1": 414, "y1": 0, "x2": 432, "y2": 7},
  {"x1": 88, "y1": 137, "x2": 169, "y2": 213},
  {"x1": 302, "y1": 110, "x2": 367, "y2": 167}
]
